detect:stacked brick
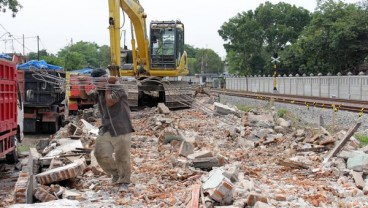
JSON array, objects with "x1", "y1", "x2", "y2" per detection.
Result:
[{"x1": 14, "y1": 172, "x2": 31, "y2": 203}]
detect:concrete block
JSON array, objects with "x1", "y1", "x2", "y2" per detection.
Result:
[
  {"x1": 179, "y1": 141, "x2": 194, "y2": 157},
  {"x1": 157, "y1": 103, "x2": 171, "y2": 114},
  {"x1": 347, "y1": 154, "x2": 368, "y2": 172},
  {"x1": 35, "y1": 158, "x2": 86, "y2": 185}
]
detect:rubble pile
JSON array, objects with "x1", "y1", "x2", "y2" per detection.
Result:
[{"x1": 5, "y1": 97, "x2": 368, "y2": 207}]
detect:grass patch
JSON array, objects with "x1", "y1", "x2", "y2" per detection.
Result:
[
  {"x1": 236, "y1": 105, "x2": 253, "y2": 112},
  {"x1": 17, "y1": 144, "x2": 31, "y2": 152},
  {"x1": 277, "y1": 108, "x2": 288, "y2": 118},
  {"x1": 163, "y1": 135, "x2": 183, "y2": 144},
  {"x1": 355, "y1": 134, "x2": 368, "y2": 145}
]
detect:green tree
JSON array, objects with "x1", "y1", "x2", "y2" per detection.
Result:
[
  {"x1": 218, "y1": 2, "x2": 310, "y2": 75},
  {"x1": 296, "y1": 0, "x2": 368, "y2": 74},
  {"x1": 58, "y1": 41, "x2": 100, "y2": 70},
  {"x1": 0, "y1": 0, "x2": 21, "y2": 17},
  {"x1": 192, "y1": 48, "x2": 223, "y2": 75},
  {"x1": 98, "y1": 45, "x2": 111, "y2": 68},
  {"x1": 185, "y1": 44, "x2": 197, "y2": 58}
]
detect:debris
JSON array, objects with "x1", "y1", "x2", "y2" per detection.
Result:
[
  {"x1": 179, "y1": 141, "x2": 195, "y2": 157},
  {"x1": 323, "y1": 121, "x2": 361, "y2": 164},
  {"x1": 35, "y1": 158, "x2": 86, "y2": 185},
  {"x1": 187, "y1": 184, "x2": 201, "y2": 208},
  {"x1": 80, "y1": 119, "x2": 99, "y2": 135},
  {"x1": 157, "y1": 103, "x2": 171, "y2": 115},
  {"x1": 192, "y1": 157, "x2": 220, "y2": 170},
  {"x1": 277, "y1": 159, "x2": 308, "y2": 169},
  {"x1": 351, "y1": 171, "x2": 365, "y2": 189}
]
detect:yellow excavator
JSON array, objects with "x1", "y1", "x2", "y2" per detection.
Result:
[{"x1": 107, "y1": 0, "x2": 192, "y2": 109}]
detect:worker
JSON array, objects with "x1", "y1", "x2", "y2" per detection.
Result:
[{"x1": 79, "y1": 68, "x2": 134, "y2": 191}]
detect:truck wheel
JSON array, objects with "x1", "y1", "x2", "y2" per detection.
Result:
[
  {"x1": 6, "y1": 149, "x2": 18, "y2": 164},
  {"x1": 48, "y1": 121, "x2": 59, "y2": 134}
]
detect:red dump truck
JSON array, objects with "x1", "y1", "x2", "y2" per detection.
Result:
[
  {"x1": 66, "y1": 70, "x2": 96, "y2": 115},
  {"x1": 0, "y1": 59, "x2": 23, "y2": 163}
]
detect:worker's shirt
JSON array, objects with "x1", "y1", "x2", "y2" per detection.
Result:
[{"x1": 87, "y1": 85, "x2": 134, "y2": 137}]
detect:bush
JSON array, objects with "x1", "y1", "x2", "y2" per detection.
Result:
[
  {"x1": 355, "y1": 134, "x2": 368, "y2": 145},
  {"x1": 236, "y1": 105, "x2": 252, "y2": 112},
  {"x1": 277, "y1": 108, "x2": 288, "y2": 118}
]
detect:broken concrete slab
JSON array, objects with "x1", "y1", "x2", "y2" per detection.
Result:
[
  {"x1": 46, "y1": 139, "x2": 84, "y2": 157},
  {"x1": 179, "y1": 141, "x2": 194, "y2": 157},
  {"x1": 80, "y1": 119, "x2": 99, "y2": 135},
  {"x1": 35, "y1": 158, "x2": 86, "y2": 185},
  {"x1": 28, "y1": 148, "x2": 41, "y2": 175},
  {"x1": 351, "y1": 171, "x2": 365, "y2": 189},
  {"x1": 187, "y1": 150, "x2": 213, "y2": 160},
  {"x1": 214, "y1": 102, "x2": 241, "y2": 117},
  {"x1": 347, "y1": 154, "x2": 368, "y2": 173},
  {"x1": 157, "y1": 103, "x2": 171, "y2": 115}
]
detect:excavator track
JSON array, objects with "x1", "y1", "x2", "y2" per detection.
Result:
[
  {"x1": 120, "y1": 80, "x2": 139, "y2": 109},
  {"x1": 163, "y1": 81, "x2": 193, "y2": 109}
]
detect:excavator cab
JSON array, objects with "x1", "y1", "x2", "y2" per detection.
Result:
[{"x1": 150, "y1": 21, "x2": 185, "y2": 70}]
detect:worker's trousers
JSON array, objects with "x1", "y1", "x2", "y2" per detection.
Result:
[{"x1": 94, "y1": 131, "x2": 131, "y2": 183}]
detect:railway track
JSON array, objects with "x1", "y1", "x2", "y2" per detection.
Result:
[{"x1": 210, "y1": 89, "x2": 368, "y2": 114}]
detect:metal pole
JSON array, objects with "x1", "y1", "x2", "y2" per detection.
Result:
[
  {"x1": 37, "y1": 35, "x2": 40, "y2": 60},
  {"x1": 22, "y1": 34, "x2": 25, "y2": 56},
  {"x1": 273, "y1": 63, "x2": 277, "y2": 91}
]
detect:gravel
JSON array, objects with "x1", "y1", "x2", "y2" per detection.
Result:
[{"x1": 220, "y1": 94, "x2": 368, "y2": 134}]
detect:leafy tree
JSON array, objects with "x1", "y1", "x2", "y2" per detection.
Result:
[
  {"x1": 185, "y1": 44, "x2": 197, "y2": 58},
  {"x1": 218, "y1": 2, "x2": 310, "y2": 75},
  {"x1": 27, "y1": 50, "x2": 63, "y2": 67},
  {"x1": 296, "y1": 0, "x2": 368, "y2": 74},
  {"x1": 98, "y1": 45, "x2": 111, "y2": 68},
  {"x1": 191, "y1": 48, "x2": 223, "y2": 74},
  {"x1": 58, "y1": 41, "x2": 100, "y2": 70},
  {"x1": 0, "y1": 0, "x2": 21, "y2": 17}
]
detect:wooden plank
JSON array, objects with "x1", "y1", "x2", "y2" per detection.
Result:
[{"x1": 323, "y1": 121, "x2": 361, "y2": 164}]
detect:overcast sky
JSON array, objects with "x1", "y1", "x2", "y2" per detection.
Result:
[{"x1": 0, "y1": 0, "x2": 359, "y2": 59}]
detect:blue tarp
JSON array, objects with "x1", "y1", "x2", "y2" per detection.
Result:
[
  {"x1": 69, "y1": 68, "x2": 93, "y2": 74},
  {"x1": 0, "y1": 54, "x2": 12, "y2": 60},
  {"x1": 17, "y1": 60, "x2": 63, "y2": 70}
]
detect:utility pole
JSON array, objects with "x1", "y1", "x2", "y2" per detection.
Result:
[
  {"x1": 22, "y1": 34, "x2": 25, "y2": 56},
  {"x1": 271, "y1": 53, "x2": 280, "y2": 93},
  {"x1": 37, "y1": 35, "x2": 40, "y2": 60}
]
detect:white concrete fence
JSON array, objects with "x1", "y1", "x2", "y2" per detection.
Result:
[{"x1": 167, "y1": 75, "x2": 368, "y2": 100}]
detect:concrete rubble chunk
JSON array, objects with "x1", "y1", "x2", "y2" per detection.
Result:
[
  {"x1": 351, "y1": 171, "x2": 365, "y2": 189},
  {"x1": 80, "y1": 119, "x2": 99, "y2": 135},
  {"x1": 179, "y1": 140, "x2": 194, "y2": 157},
  {"x1": 214, "y1": 102, "x2": 241, "y2": 117},
  {"x1": 34, "y1": 186, "x2": 57, "y2": 202},
  {"x1": 193, "y1": 157, "x2": 220, "y2": 169},
  {"x1": 347, "y1": 154, "x2": 368, "y2": 173},
  {"x1": 35, "y1": 158, "x2": 87, "y2": 185},
  {"x1": 253, "y1": 201, "x2": 275, "y2": 208},
  {"x1": 248, "y1": 114, "x2": 274, "y2": 128},
  {"x1": 46, "y1": 138, "x2": 84, "y2": 157},
  {"x1": 63, "y1": 189, "x2": 83, "y2": 201},
  {"x1": 203, "y1": 168, "x2": 234, "y2": 204},
  {"x1": 157, "y1": 103, "x2": 171, "y2": 114},
  {"x1": 187, "y1": 150, "x2": 213, "y2": 160}
]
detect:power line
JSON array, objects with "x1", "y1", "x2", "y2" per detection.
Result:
[{"x1": 0, "y1": 23, "x2": 37, "y2": 54}]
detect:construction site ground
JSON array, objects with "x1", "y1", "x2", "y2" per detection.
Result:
[{"x1": 2, "y1": 95, "x2": 368, "y2": 207}]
